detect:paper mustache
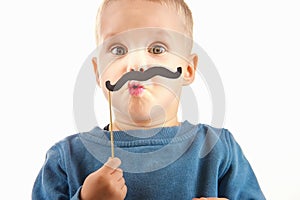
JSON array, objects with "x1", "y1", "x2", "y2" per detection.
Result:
[{"x1": 105, "y1": 66, "x2": 182, "y2": 92}]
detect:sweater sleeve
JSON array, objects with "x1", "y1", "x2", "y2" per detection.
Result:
[
  {"x1": 218, "y1": 130, "x2": 266, "y2": 200},
  {"x1": 32, "y1": 145, "x2": 81, "y2": 200}
]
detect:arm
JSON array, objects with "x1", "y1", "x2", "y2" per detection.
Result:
[
  {"x1": 32, "y1": 145, "x2": 71, "y2": 200},
  {"x1": 32, "y1": 144, "x2": 127, "y2": 200},
  {"x1": 217, "y1": 130, "x2": 266, "y2": 200}
]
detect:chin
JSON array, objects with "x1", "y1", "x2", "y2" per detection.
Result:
[
  {"x1": 114, "y1": 87, "x2": 173, "y2": 124},
  {"x1": 128, "y1": 103, "x2": 169, "y2": 126},
  {"x1": 128, "y1": 101, "x2": 151, "y2": 121},
  {"x1": 129, "y1": 116, "x2": 152, "y2": 126}
]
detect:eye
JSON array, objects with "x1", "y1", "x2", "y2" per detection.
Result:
[
  {"x1": 148, "y1": 44, "x2": 166, "y2": 55},
  {"x1": 110, "y1": 45, "x2": 127, "y2": 55}
]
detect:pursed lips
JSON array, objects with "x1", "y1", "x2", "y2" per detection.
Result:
[{"x1": 128, "y1": 81, "x2": 145, "y2": 96}]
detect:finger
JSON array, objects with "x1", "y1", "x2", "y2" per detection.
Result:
[
  {"x1": 112, "y1": 168, "x2": 123, "y2": 176},
  {"x1": 121, "y1": 184, "x2": 127, "y2": 198},
  {"x1": 111, "y1": 168, "x2": 123, "y2": 180},
  {"x1": 99, "y1": 157, "x2": 122, "y2": 174},
  {"x1": 114, "y1": 176, "x2": 126, "y2": 189}
]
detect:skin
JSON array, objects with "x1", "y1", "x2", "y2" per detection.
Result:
[
  {"x1": 80, "y1": 157, "x2": 127, "y2": 200},
  {"x1": 93, "y1": 0, "x2": 198, "y2": 130},
  {"x1": 86, "y1": 0, "x2": 227, "y2": 199}
]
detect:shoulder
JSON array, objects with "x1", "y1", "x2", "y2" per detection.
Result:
[
  {"x1": 193, "y1": 122, "x2": 239, "y2": 159},
  {"x1": 52, "y1": 133, "x2": 81, "y2": 151},
  {"x1": 195, "y1": 122, "x2": 236, "y2": 145},
  {"x1": 48, "y1": 126, "x2": 101, "y2": 158}
]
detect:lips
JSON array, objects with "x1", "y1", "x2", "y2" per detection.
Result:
[{"x1": 128, "y1": 81, "x2": 145, "y2": 96}]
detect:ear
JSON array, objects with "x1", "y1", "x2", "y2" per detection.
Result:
[
  {"x1": 182, "y1": 53, "x2": 198, "y2": 86},
  {"x1": 92, "y1": 57, "x2": 101, "y2": 87}
]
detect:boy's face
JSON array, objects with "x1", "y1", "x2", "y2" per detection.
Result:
[{"x1": 94, "y1": 0, "x2": 198, "y2": 126}]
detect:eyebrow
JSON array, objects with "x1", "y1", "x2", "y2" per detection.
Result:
[
  {"x1": 103, "y1": 28, "x2": 174, "y2": 40},
  {"x1": 100, "y1": 28, "x2": 178, "y2": 51},
  {"x1": 150, "y1": 29, "x2": 174, "y2": 41},
  {"x1": 103, "y1": 32, "x2": 119, "y2": 41}
]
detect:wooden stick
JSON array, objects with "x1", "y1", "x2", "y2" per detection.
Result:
[{"x1": 108, "y1": 91, "x2": 115, "y2": 158}]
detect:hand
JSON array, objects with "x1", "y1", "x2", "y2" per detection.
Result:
[
  {"x1": 193, "y1": 198, "x2": 229, "y2": 200},
  {"x1": 80, "y1": 157, "x2": 127, "y2": 200}
]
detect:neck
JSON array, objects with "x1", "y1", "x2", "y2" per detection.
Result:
[{"x1": 112, "y1": 116, "x2": 180, "y2": 131}]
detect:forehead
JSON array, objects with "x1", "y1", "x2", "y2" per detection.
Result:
[{"x1": 99, "y1": 0, "x2": 186, "y2": 42}]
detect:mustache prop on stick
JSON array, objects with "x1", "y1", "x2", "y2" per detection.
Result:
[
  {"x1": 106, "y1": 66, "x2": 182, "y2": 91},
  {"x1": 105, "y1": 66, "x2": 182, "y2": 158}
]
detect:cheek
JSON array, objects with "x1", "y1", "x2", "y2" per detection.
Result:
[
  {"x1": 152, "y1": 77, "x2": 182, "y2": 99},
  {"x1": 97, "y1": 52, "x2": 111, "y2": 73},
  {"x1": 101, "y1": 87, "x2": 108, "y2": 101},
  {"x1": 99, "y1": 62, "x2": 124, "y2": 87},
  {"x1": 168, "y1": 53, "x2": 190, "y2": 66},
  {"x1": 98, "y1": 52, "x2": 124, "y2": 78},
  {"x1": 155, "y1": 53, "x2": 189, "y2": 70}
]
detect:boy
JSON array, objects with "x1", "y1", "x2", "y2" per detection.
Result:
[{"x1": 32, "y1": 0, "x2": 265, "y2": 199}]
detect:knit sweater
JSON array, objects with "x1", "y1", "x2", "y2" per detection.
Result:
[{"x1": 32, "y1": 121, "x2": 265, "y2": 200}]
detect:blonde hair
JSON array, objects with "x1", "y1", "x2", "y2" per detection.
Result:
[{"x1": 95, "y1": 0, "x2": 193, "y2": 44}]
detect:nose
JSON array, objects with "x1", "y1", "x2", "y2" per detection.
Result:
[
  {"x1": 126, "y1": 50, "x2": 148, "y2": 72},
  {"x1": 128, "y1": 66, "x2": 146, "y2": 72}
]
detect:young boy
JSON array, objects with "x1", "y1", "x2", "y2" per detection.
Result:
[{"x1": 32, "y1": 0, "x2": 265, "y2": 199}]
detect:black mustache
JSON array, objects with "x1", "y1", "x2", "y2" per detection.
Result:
[{"x1": 105, "y1": 66, "x2": 182, "y2": 92}]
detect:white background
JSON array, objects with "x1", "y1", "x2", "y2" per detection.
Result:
[{"x1": 0, "y1": 0, "x2": 299, "y2": 199}]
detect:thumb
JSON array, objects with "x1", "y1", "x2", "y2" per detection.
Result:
[{"x1": 99, "y1": 157, "x2": 122, "y2": 174}]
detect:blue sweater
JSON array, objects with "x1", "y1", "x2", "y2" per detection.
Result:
[{"x1": 32, "y1": 121, "x2": 265, "y2": 200}]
